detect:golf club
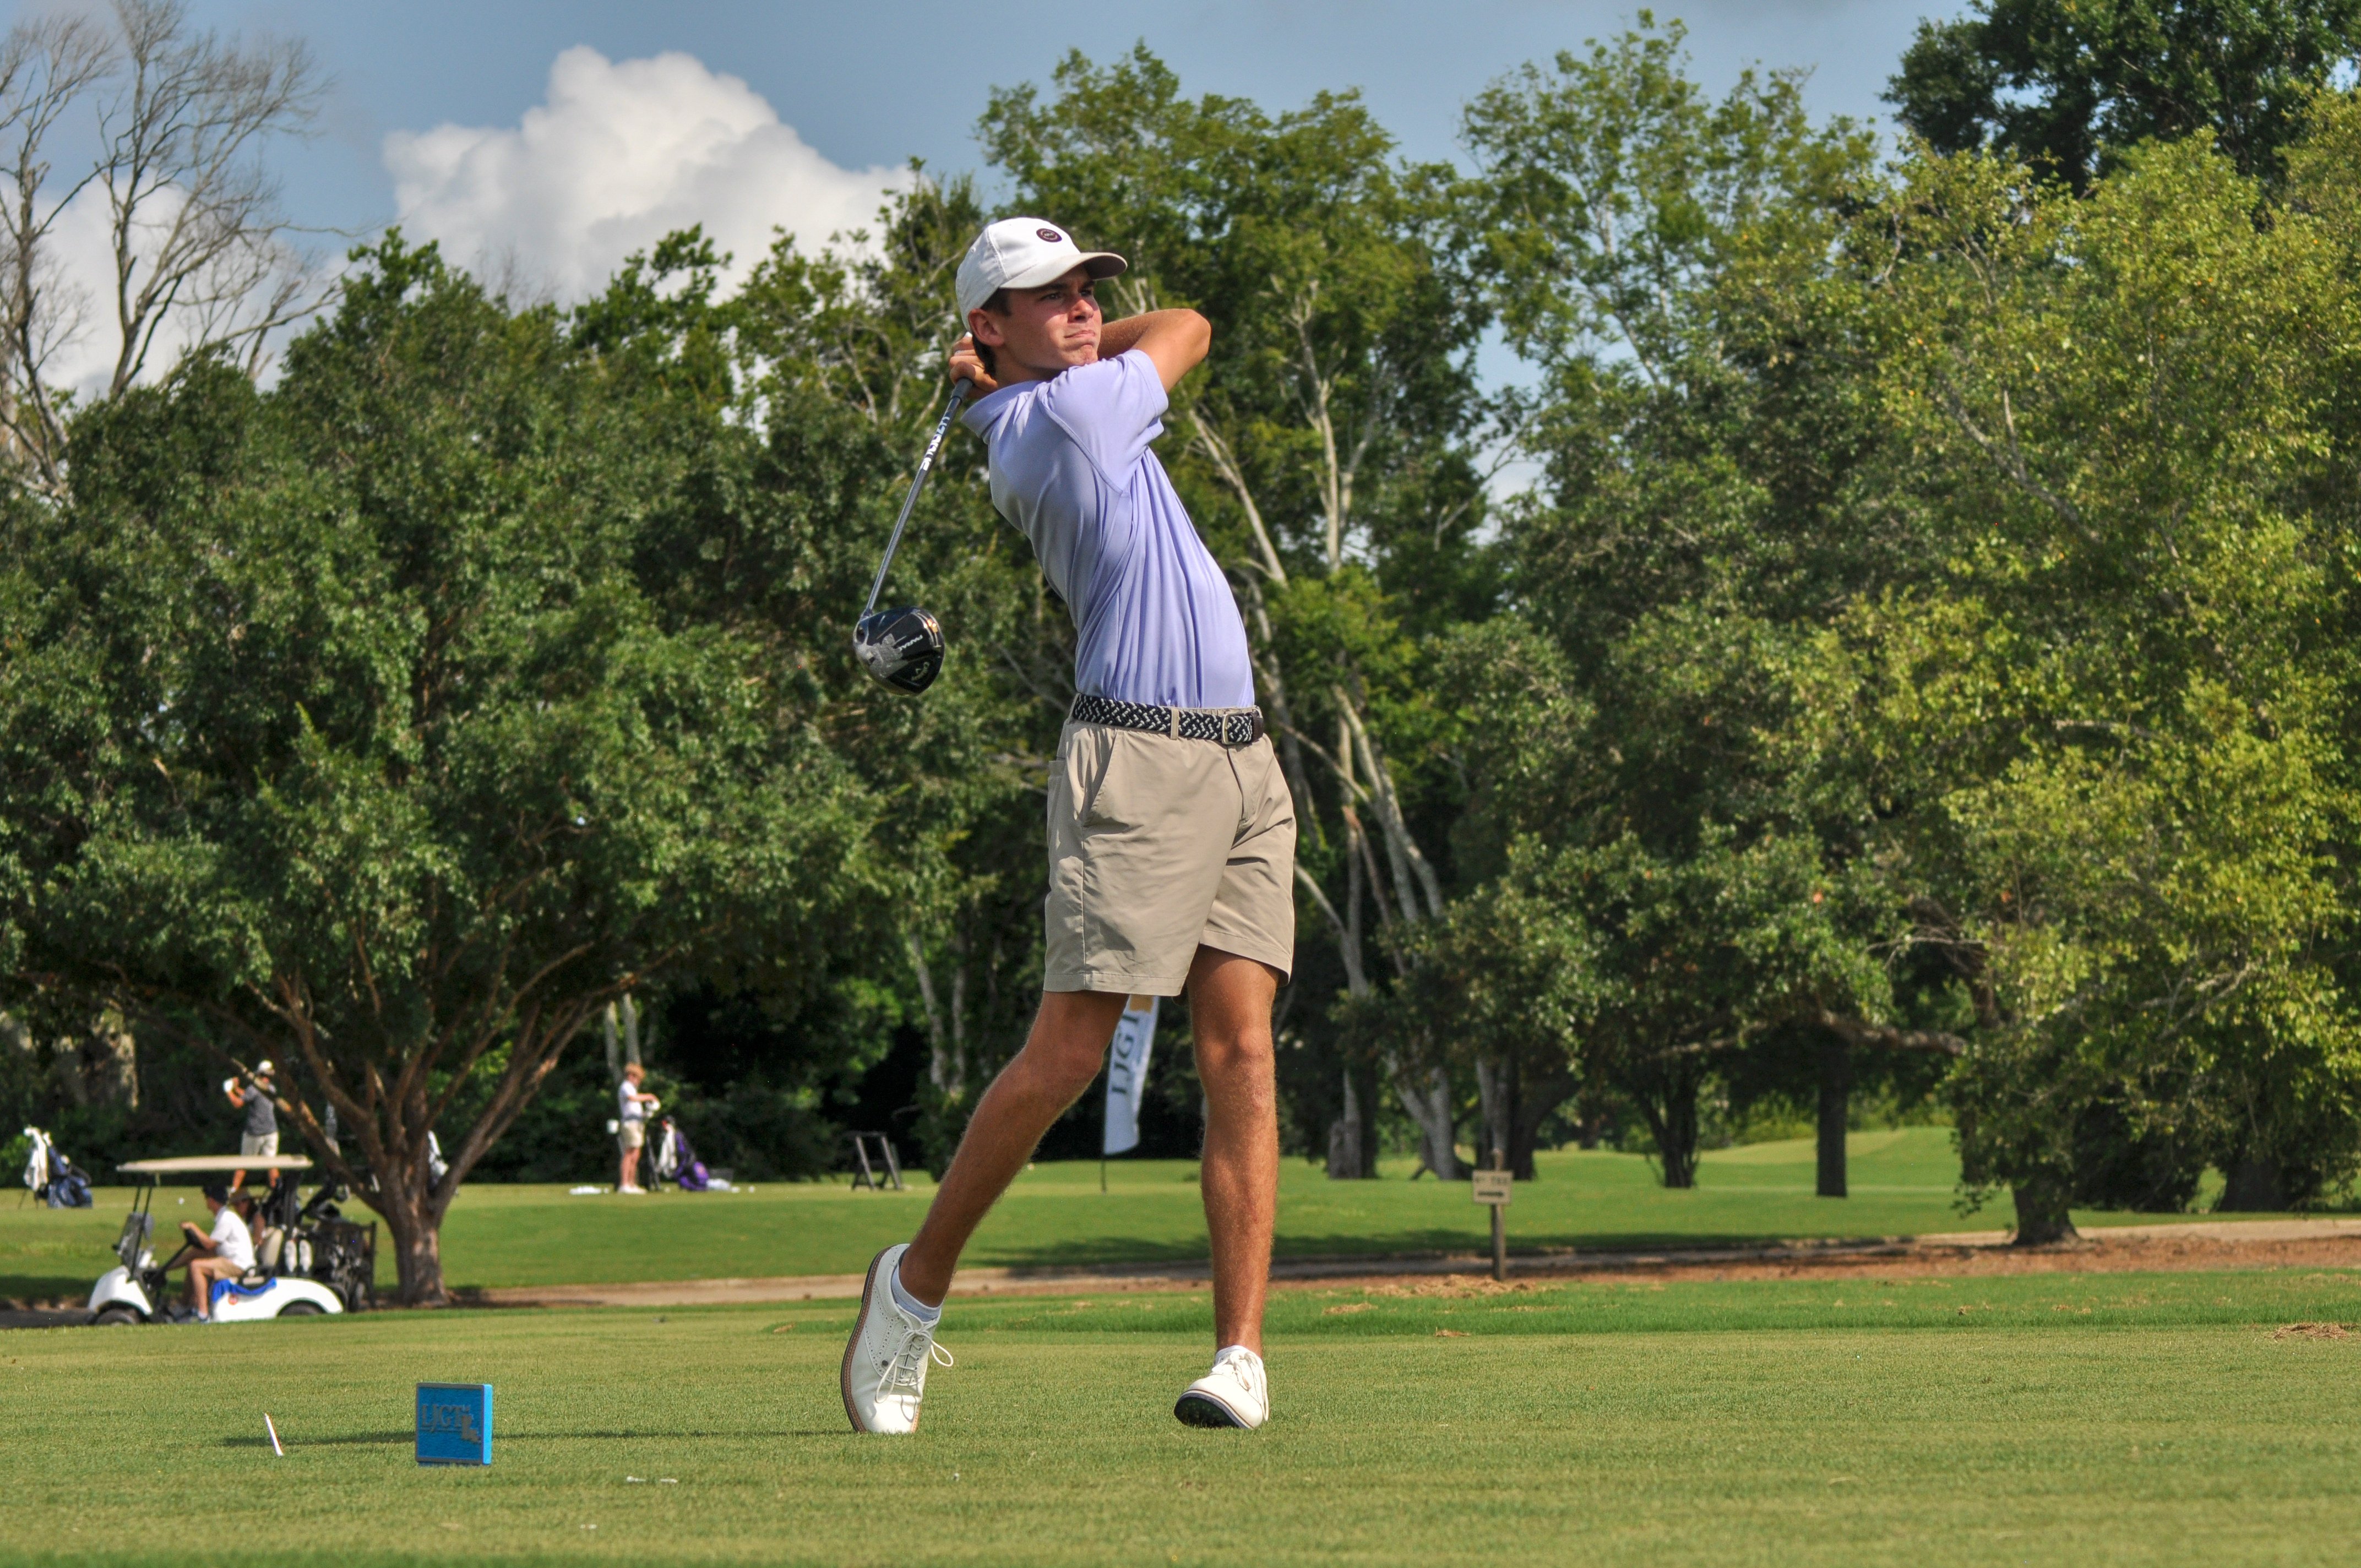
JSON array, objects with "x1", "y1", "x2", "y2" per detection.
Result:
[{"x1": 852, "y1": 377, "x2": 973, "y2": 694}]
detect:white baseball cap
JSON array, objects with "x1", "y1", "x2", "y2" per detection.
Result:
[{"x1": 956, "y1": 217, "x2": 1125, "y2": 319}]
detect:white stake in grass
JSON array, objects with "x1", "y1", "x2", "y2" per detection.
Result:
[{"x1": 264, "y1": 1413, "x2": 284, "y2": 1457}]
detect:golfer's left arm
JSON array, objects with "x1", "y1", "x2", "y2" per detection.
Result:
[{"x1": 1099, "y1": 308, "x2": 1209, "y2": 391}]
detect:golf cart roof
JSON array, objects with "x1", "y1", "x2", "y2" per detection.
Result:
[{"x1": 117, "y1": 1155, "x2": 314, "y2": 1175}]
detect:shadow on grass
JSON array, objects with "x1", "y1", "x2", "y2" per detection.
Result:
[
  {"x1": 972, "y1": 1227, "x2": 1938, "y2": 1272},
  {"x1": 222, "y1": 1429, "x2": 856, "y2": 1446},
  {"x1": 0, "y1": 1275, "x2": 91, "y2": 1303}
]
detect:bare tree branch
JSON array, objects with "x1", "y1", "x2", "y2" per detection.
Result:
[{"x1": 0, "y1": 0, "x2": 323, "y2": 493}]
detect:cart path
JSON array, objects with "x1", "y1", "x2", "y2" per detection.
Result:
[
  {"x1": 0, "y1": 1308, "x2": 86, "y2": 1329},
  {"x1": 13, "y1": 1216, "x2": 2357, "y2": 1323},
  {"x1": 454, "y1": 1215, "x2": 2361, "y2": 1309}
]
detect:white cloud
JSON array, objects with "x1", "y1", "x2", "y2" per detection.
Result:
[
  {"x1": 384, "y1": 46, "x2": 907, "y2": 300},
  {"x1": 36, "y1": 182, "x2": 225, "y2": 397}
]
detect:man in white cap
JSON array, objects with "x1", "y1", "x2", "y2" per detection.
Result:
[
  {"x1": 227, "y1": 1060, "x2": 278, "y2": 1191},
  {"x1": 841, "y1": 218, "x2": 1292, "y2": 1434}
]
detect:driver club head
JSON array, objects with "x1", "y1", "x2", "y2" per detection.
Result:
[{"x1": 852, "y1": 606, "x2": 945, "y2": 695}]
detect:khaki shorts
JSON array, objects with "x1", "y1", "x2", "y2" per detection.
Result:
[
  {"x1": 1045, "y1": 718, "x2": 1296, "y2": 994},
  {"x1": 619, "y1": 1121, "x2": 645, "y2": 1151},
  {"x1": 240, "y1": 1133, "x2": 278, "y2": 1159}
]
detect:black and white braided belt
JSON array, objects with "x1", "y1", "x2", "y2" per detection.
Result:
[{"x1": 1070, "y1": 693, "x2": 1266, "y2": 747}]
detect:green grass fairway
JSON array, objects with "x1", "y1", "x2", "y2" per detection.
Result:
[
  {"x1": 6, "y1": 1269, "x2": 2361, "y2": 1566},
  {"x1": 3, "y1": 1130, "x2": 2278, "y2": 1301}
]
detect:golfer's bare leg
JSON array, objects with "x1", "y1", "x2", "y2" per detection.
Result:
[
  {"x1": 1189, "y1": 948, "x2": 1280, "y2": 1355},
  {"x1": 897, "y1": 989, "x2": 1128, "y2": 1305}
]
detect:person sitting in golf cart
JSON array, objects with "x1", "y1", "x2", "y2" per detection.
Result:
[{"x1": 180, "y1": 1180, "x2": 256, "y2": 1321}]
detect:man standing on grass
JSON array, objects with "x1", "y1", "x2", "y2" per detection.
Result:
[
  {"x1": 842, "y1": 219, "x2": 1293, "y2": 1434},
  {"x1": 617, "y1": 1063, "x2": 659, "y2": 1194}
]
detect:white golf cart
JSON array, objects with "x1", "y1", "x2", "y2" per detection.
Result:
[{"x1": 88, "y1": 1155, "x2": 375, "y2": 1325}]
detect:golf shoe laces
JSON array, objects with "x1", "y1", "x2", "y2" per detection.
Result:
[{"x1": 880, "y1": 1326, "x2": 953, "y2": 1400}]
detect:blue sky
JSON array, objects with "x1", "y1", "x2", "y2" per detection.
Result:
[
  {"x1": 153, "y1": 0, "x2": 1946, "y2": 285},
  {"x1": 15, "y1": 1, "x2": 1952, "y2": 396}
]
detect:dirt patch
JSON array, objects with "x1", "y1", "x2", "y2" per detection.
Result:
[
  {"x1": 1279, "y1": 1232, "x2": 2361, "y2": 1293},
  {"x1": 449, "y1": 1220, "x2": 2361, "y2": 1313},
  {"x1": 1362, "y1": 1275, "x2": 1546, "y2": 1299},
  {"x1": 2271, "y1": 1322, "x2": 2353, "y2": 1340}
]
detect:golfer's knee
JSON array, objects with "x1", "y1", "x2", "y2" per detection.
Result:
[
  {"x1": 1198, "y1": 1028, "x2": 1275, "y2": 1101},
  {"x1": 1019, "y1": 1032, "x2": 1107, "y2": 1100}
]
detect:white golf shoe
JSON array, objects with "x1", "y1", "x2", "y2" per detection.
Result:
[
  {"x1": 1174, "y1": 1345, "x2": 1267, "y2": 1429},
  {"x1": 841, "y1": 1244, "x2": 950, "y2": 1434}
]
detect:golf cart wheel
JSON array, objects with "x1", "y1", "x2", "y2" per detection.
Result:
[
  {"x1": 276, "y1": 1300, "x2": 325, "y2": 1317},
  {"x1": 92, "y1": 1305, "x2": 140, "y2": 1326}
]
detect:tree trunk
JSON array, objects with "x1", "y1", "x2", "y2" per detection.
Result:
[
  {"x1": 1816, "y1": 1032, "x2": 1851, "y2": 1199},
  {"x1": 1505, "y1": 1103, "x2": 1543, "y2": 1182},
  {"x1": 1624, "y1": 1058, "x2": 1702, "y2": 1189},
  {"x1": 1659, "y1": 1109, "x2": 1700, "y2": 1189},
  {"x1": 2010, "y1": 1178, "x2": 2079, "y2": 1245},
  {"x1": 2218, "y1": 1156, "x2": 2288, "y2": 1212},
  {"x1": 1396, "y1": 1065, "x2": 1462, "y2": 1180},
  {"x1": 1475, "y1": 1058, "x2": 1511, "y2": 1178},
  {"x1": 1506, "y1": 1065, "x2": 1575, "y2": 1181},
  {"x1": 1326, "y1": 1066, "x2": 1375, "y2": 1179},
  {"x1": 380, "y1": 1191, "x2": 450, "y2": 1305}
]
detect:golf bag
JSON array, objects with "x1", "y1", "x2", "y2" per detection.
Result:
[
  {"x1": 48, "y1": 1164, "x2": 92, "y2": 1208},
  {"x1": 21, "y1": 1126, "x2": 92, "y2": 1207},
  {"x1": 655, "y1": 1119, "x2": 708, "y2": 1191},
  {"x1": 657, "y1": 1119, "x2": 706, "y2": 1189}
]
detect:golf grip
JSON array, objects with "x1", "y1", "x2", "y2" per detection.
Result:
[{"x1": 861, "y1": 378, "x2": 974, "y2": 618}]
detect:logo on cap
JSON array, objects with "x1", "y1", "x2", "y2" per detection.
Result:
[{"x1": 1037, "y1": 228, "x2": 1063, "y2": 242}]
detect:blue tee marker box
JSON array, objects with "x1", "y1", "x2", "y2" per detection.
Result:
[{"x1": 416, "y1": 1382, "x2": 493, "y2": 1467}]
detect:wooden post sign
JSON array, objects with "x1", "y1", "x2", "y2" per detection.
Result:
[
  {"x1": 416, "y1": 1382, "x2": 493, "y2": 1467},
  {"x1": 1473, "y1": 1160, "x2": 1513, "y2": 1282}
]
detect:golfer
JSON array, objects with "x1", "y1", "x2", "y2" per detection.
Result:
[
  {"x1": 844, "y1": 218, "x2": 1292, "y2": 1434},
  {"x1": 226, "y1": 1060, "x2": 277, "y2": 1190}
]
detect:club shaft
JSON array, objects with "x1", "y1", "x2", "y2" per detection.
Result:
[{"x1": 862, "y1": 378, "x2": 973, "y2": 618}]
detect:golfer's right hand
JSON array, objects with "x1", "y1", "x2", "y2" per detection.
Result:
[{"x1": 948, "y1": 335, "x2": 998, "y2": 396}]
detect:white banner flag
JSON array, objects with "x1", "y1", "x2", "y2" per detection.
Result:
[{"x1": 1102, "y1": 994, "x2": 1160, "y2": 1157}]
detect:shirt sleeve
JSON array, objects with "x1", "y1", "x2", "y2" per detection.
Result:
[{"x1": 1038, "y1": 351, "x2": 1169, "y2": 482}]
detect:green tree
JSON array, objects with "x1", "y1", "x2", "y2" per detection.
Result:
[
  {"x1": 1888, "y1": 0, "x2": 2361, "y2": 187},
  {"x1": 1830, "y1": 125, "x2": 2361, "y2": 1235},
  {"x1": 1454, "y1": 17, "x2": 1932, "y2": 1189},
  {"x1": 0, "y1": 237, "x2": 909, "y2": 1300}
]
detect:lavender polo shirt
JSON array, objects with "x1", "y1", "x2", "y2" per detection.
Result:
[{"x1": 962, "y1": 350, "x2": 1254, "y2": 710}]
